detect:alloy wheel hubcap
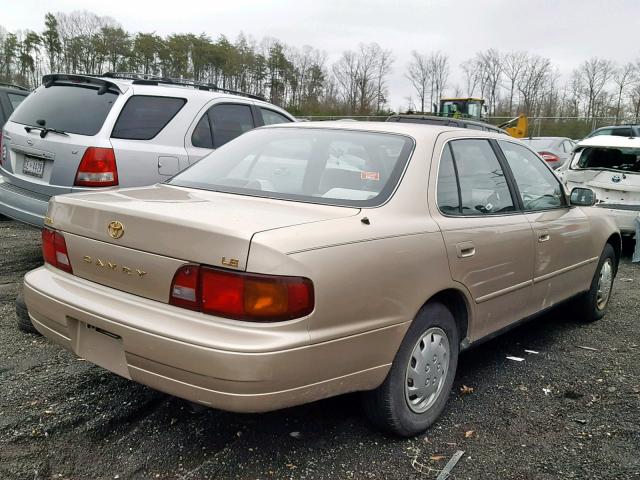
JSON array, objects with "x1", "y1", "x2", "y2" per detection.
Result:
[
  {"x1": 404, "y1": 327, "x2": 450, "y2": 413},
  {"x1": 596, "y1": 258, "x2": 613, "y2": 310}
]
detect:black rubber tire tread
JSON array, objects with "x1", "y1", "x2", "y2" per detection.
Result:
[
  {"x1": 15, "y1": 293, "x2": 39, "y2": 335},
  {"x1": 574, "y1": 243, "x2": 617, "y2": 323},
  {"x1": 363, "y1": 301, "x2": 459, "y2": 437}
]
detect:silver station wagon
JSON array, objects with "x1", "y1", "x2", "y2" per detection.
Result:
[
  {"x1": 23, "y1": 122, "x2": 620, "y2": 436},
  {"x1": 0, "y1": 73, "x2": 294, "y2": 226}
]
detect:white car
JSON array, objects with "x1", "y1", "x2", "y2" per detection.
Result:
[{"x1": 556, "y1": 135, "x2": 640, "y2": 240}]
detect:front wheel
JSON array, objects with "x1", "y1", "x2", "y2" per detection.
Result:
[
  {"x1": 574, "y1": 243, "x2": 617, "y2": 323},
  {"x1": 363, "y1": 302, "x2": 459, "y2": 437}
]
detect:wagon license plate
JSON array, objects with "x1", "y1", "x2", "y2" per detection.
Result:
[{"x1": 22, "y1": 157, "x2": 45, "y2": 178}]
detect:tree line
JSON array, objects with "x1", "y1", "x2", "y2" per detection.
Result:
[{"x1": 1, "y1": 10, "x2": 640, "y2": 123}]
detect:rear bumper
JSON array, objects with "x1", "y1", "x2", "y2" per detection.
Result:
[
  {"x1": 0, "y1": 177, "x2": 49, "y2": 226},
  {"x1": 23, "y1": 266, "x2": 400, "y2": 412}
]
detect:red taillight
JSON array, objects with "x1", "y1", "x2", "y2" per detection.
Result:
[
  {"x1": 169, "y1": 265, "x2": 314, "y2": 322},
  {"x1": 74, "y1": 147, "x2": 118, "y2": 187},
  {"x1": 42, "y1": 228, "x2": 73, "y2": 273},
  {"x1": 539, "y1": 151, "x2": 560, "y2": 163}
]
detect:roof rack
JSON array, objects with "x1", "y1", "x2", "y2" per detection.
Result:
[
  {"x1": 101, "y1": 72, "x2": 266, "y2": 101},
  {"x1": 0, "y1": 82, "x2": 29, "y2": 92}
]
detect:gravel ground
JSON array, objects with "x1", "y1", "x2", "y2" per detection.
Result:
[{"x1": 0, "y1": 220, "x2": 638, "y2": 480}]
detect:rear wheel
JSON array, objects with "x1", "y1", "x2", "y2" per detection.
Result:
[
  {"x1": 363, "y1": 302, "x2": 459, "y2": 437},
  {"x1": 574, "y1": 243, "x2": 616, "y2": 323},
  {"x1": 15, "y1": 293, "x2": 39, "y2": 335}
]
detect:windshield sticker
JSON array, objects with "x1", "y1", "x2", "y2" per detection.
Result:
[{"x1": 361, "y1": 171, "x2": 380, "y2": 181}]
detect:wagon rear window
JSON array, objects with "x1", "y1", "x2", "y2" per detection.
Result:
[
  {"x1": 10, "y1": 84, "x2": 118, "y2": 136},
  {"x1": 169, "y1": 127, "x2": 414, "y2": 207}
]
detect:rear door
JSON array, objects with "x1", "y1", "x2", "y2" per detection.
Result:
[
  {"x1": 2, "y1": 80, "x2": 123, "y2": 196},
  {"x1": 496, "y1": 140, "x2": 593, "y2": 309},
  {"x1": 431, "y1": 137, "x2": 536, "y2": 340},
  {"x1": 185, "y1": 101, "x2": 257, "y2": 163}
]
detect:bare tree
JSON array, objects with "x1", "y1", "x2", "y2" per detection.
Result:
[
  {"x1": 612, "y1": 62, "x2": 636, "y2": 123},
  {"x1": 503, "y1": 51, "x2": 527, "y2": 115},
  {"x1": 429, "y1": 51, "x2": 449, "y2": 110},
  {"x1": 575, "y1": 57, "x2": 614, "y2": 118},
  {"x1": 332, "y1": 42, "x2": 392, "y2": 115},
  {"x1": 518, "y1": 54, "x2": 552, "y2": 116},
  {"x1": 460, "y1": 59, "x2": 479, "y2": 97},
  {"x1": 374, "y1": 47, "x2": 393, "y2": 114},
  {"x1": 405, "y1": 51, "x2": 430, "y2": 113},
  {"x1": 476, "y1": 49, "x2": 503, "y2": 114}
]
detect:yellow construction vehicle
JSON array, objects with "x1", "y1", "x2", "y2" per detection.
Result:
[
  {"x1": 438, "y1": 97, "x2": 528, "y2": 138},
  {"x1": 497, "y1": 114, "x2": 529, "y2": 139}
]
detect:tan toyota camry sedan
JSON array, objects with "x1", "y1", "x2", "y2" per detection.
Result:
[{"x1": 23, "y1": 122, "x2": 620, "y2": 437}]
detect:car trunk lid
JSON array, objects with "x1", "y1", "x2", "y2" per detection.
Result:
[{"x1": 47, "y1": 184, "x2": 359, "y2": 301}]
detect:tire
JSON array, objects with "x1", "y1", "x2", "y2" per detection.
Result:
[
  {"x1": 574, "y1": 243, "x2": 617, "y2": 323},
  {"x1": 363, "y1": 302, "x2": 459, "y2": 437},
  {"x1": 15, "y1": 293, "x2": 39, "y2": 335}
]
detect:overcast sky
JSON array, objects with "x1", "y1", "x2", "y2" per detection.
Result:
[{"x1": 1, "y1": 0, "x2": 639, "y2": 110}]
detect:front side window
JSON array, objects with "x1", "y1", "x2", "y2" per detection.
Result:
[
  {"x1": 448, "y1": 139, "x2": 515, "y2": 215},
  {"x1": 498, "y1": 141, "x2": 565, "y2": 211},
  {"x1": 209, "y1": 104, "x2": 255, "y2": 148},
  {"x1": 261, "y1": 108, "x2": 291, "y2": 126},
  {"x1": 170, "y1": 127, "x2": 414, "y2": 208},
  {"x1": 112, "y1": 95, "x2": 186, "y2": 140}
]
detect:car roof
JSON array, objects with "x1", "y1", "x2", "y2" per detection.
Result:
[
  {"x1": 388, "y1": 114, "x2": 497, "y2": 129},
  {"x1": 39, "y1": 73, "x2": 287, "y2": 111},
  {"x1": 522, "y1": 136, "x2": 568, "y2": 140},
  {"x1": 576, "y1": 135, "x2": 640, "y2": 148},
  {"x1": 263, "y1": 120, "x2": 511, "y2": 141}
]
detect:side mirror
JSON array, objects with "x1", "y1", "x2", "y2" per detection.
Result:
[{"x1": 570, "y1": 187, "x2": 596, "y2": 206}]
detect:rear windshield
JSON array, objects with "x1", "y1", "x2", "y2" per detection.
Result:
[
  {"x1": 112, "y1": 95, "x2": 186, "y2": 140},
  {"x1": 169, "y1": 127, "x2": 414, "y2": 207},
  {"x1": 523, "y1": 138, "x2": 556, "y2": 150},
  {"x1": 575, "y1": 147, "x2": 640, "y2": 172},
  {"x1": 10, "y1": 84, "x2": 118, "y2": 136}
]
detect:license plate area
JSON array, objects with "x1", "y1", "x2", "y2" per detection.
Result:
[
  {"x1": 76, "y1": 322, "x2": 131, "y2": 379},
  {"x1": 22, "y1": 156, "x2": 45, "y2": 178}
]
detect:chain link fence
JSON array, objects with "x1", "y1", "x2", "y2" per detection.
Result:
[{"x1": 298, "y1": 115, "x2": 620, "y2": 138}]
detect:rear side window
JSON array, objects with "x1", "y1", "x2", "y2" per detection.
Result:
[
  {"x1": 7, "y1": 93, "x2": 27, "y2": 111},
  {"x1": 10, "y1": 84, "x2": 118, "y2": 136},
  {"x1": 112, "y1": 95, "x2": 186, "y2": 140},
  {"x1": 436, "y1": 144, "x2": 460, "y2": 214},
  {"x1": 191, "y1": 113, "x2": 213, "y2": 148},
  {"x1": 449, "y1": 139, "x2": 515, "y2": 215},
  {"x1": 261, "y1": 108, "x2": 291, "y2": 125},
  {"x1": 210, "y1": 104, "x2": 255, "y2": 148}
]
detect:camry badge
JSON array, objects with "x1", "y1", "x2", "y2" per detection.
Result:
[
  {"x1": 611, "y1": 175, "x2": 621, "y2": 183},
  {"x1": 107, "y1": 220, "x2": 125, "y2": 239}
]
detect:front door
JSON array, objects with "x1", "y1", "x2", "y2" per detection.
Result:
[
  {"x1": 496, "y1": 140, "x2": 594, "y2": 310},
  {"x1": 431, "y1": 138, "x2": 536, "y2": 341}
]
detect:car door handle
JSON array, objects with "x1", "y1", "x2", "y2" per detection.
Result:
[
  {"x1": 456, "y1": 241, "x2": 475, "y2": 258},
  {"x1": 537, "y1": 230, "x2": 550, "y2": 243}
]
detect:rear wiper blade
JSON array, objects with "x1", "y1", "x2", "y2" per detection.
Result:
[{"x1": 24, "y1": 125, "x2": 69, "y2": 138}]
